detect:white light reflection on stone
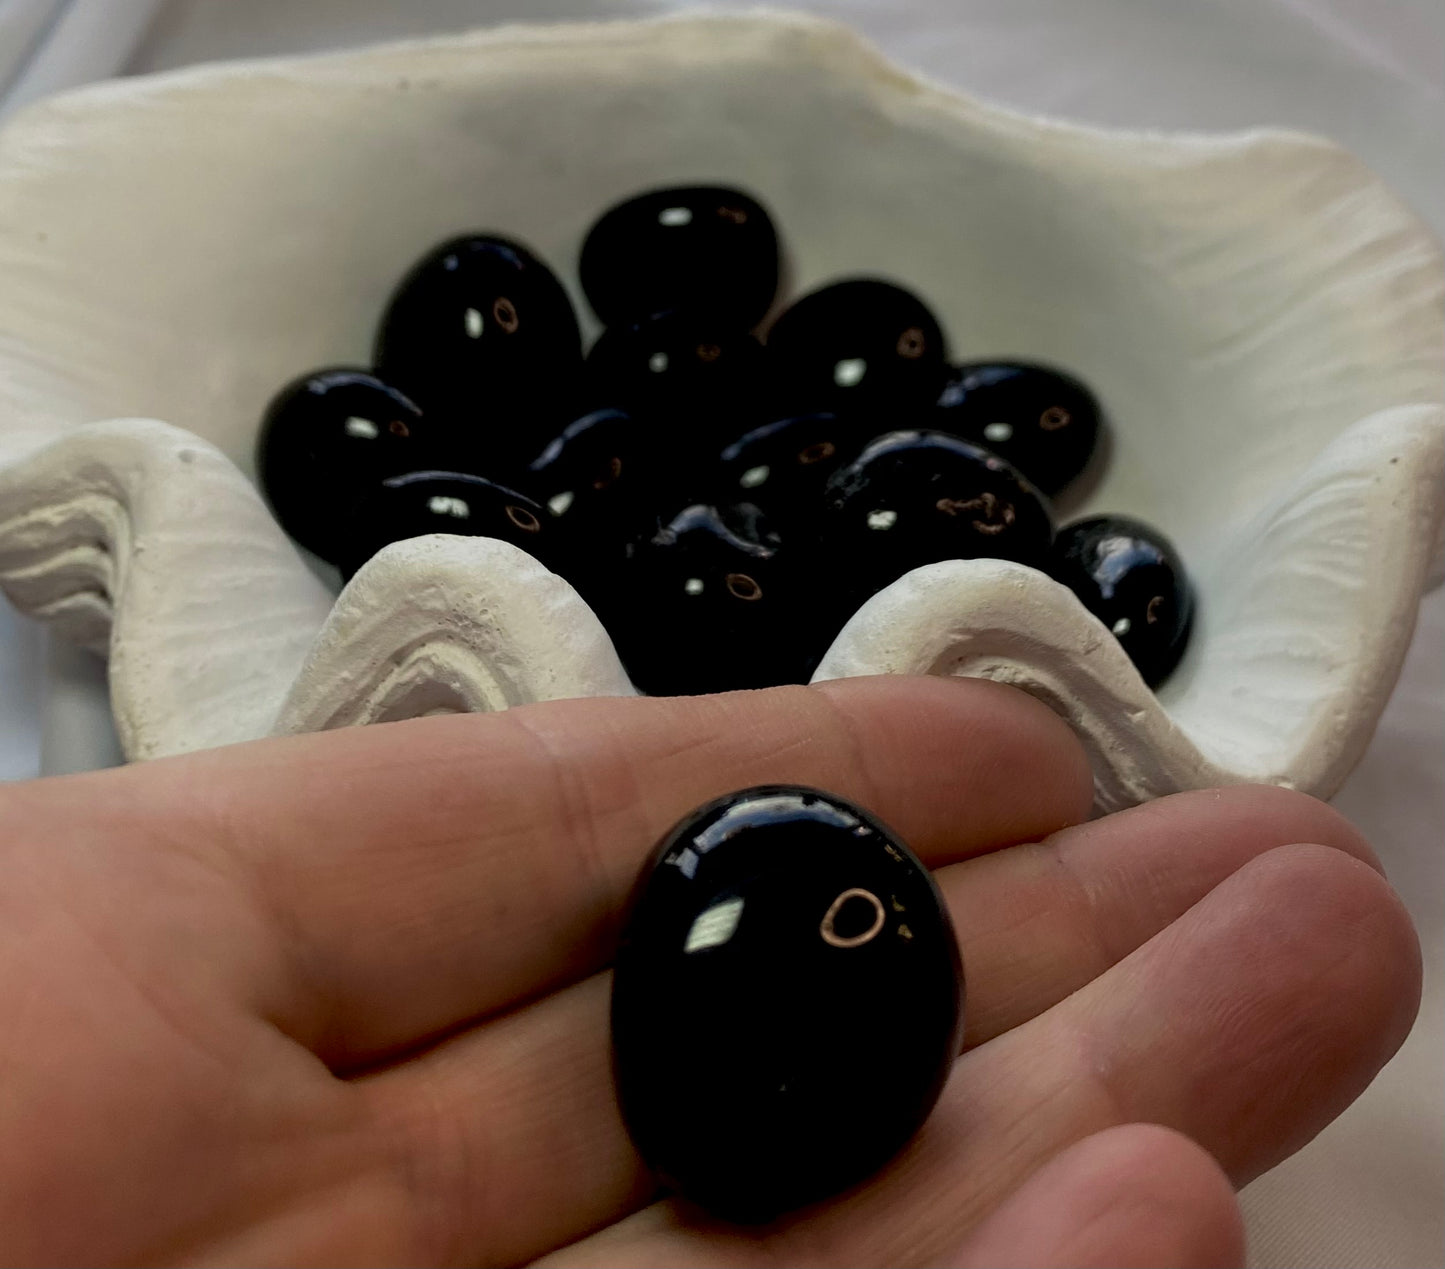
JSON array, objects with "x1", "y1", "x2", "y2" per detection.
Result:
[{"x1": 684, "y1": 896, "x2": 745, "y2": 953}]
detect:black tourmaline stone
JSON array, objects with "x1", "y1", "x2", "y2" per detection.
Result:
[
  {"x1": 578, "y1": 185, "x2": 780, "y2": 329},
  {"x1": 522, "y1": 407, "x2": 675, "y2": 609},
  {"x1": 611, "y1": 785, "x2": 965, "y2": 1223},
  {"x1": 585, "y1": 310, "x2": 771, "y2": 456},
  {"x1": 822, "y1": 429, "x2": 1054, "y2": 607},
  {"x1": 337, "y1": 470, "x2": 561, "y2": 580},
  {"x1": 1050, "y1": 514, "x2": 1194, "y2": 688},
  {"x1": 373, "y1": 234, "x2": 583, "y2": 466},
  {"x1": 256, "y1": 367, "x2": 430, "y2": 564},
  {"x1": 525, "y1": 407, "x2": 669, "y2": 540},
  {"x1": 934, "y1": 362, "x2": 1103, "y2": 499},
  {"x1": 607, "y1": 503, "x2": 829, "y2": 696},
  {"x1": 715, "y1": 412, "x2": 876, "y2": 538},
  {"x1": 765, "y1": 278, "x2": 948, "y2": 416}
]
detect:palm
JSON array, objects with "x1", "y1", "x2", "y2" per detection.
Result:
[{"x1": 0, "y1": 678, "x2": 1418, "y2": 1267}]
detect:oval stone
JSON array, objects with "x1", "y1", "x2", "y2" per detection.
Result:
[
  {"x1": 611, "y1": 785, "x2": 965, "y2": 1222},
  {"x1": 1050, "y1": 514, "x2": 1195, "y2": 688},
  {"x1": 255, "y1": 367, "x2": 430, "y2": 564}
]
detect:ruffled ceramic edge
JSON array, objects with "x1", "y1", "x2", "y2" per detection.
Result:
[
  {"x1": 815, "y1": 404, "x2": 1445, "y2": 811},
  {"x1": 0, "y1": 418, "x2": 639, "y2": 758},
  {"x1": 813, "y1": 559, "x2": 1215, "y2": 813},
  {"x1": 271, "y1": 534, "x2": 636, "y2": 736},
  {"x1": 0, "y1": 417, "x2": 337, "y2": 758},
  {"x1": 1162, "y1": 403, "x2": 1444, "y2": 797},
  {"x1": 0, "y1": 8, "x2": 1401, "y2": 169}
]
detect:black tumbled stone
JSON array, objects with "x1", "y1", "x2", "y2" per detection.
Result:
[
  {"x1": 521, "y1": 407, "x2": 677, "y2": 608},
  {"x1": 1050, "y1": 514, "x2": 1194, "y2": 688},
  {"x1": 585, "y1": 311, "x2": 770, "y2": 461},
  {"x1": 255, "y1": 367, "x2": 430, "y2": 564},
  {"x1": 525, "y1": 408, "x2": 668, "y2": 538},
  {"x1": 611, "y1": 784, "x2": 965, "y2": 1223},
  {"x1": 373, "y1": 234, "x2": 583, "y2": 468},
  {"x1": 765, "y1": 278, "x2": 948, "y2": 416},
  {"x1": 716, "y1": 412, "x2": 875, "y2": 538},
  {"x1": 822, "y1": 429, "x2": 1054, "y2": 607},
  {"x1": 579, "y1": 185, "x2": 780, "y2": 329},
  {"x1": 606, "y1": 503, "x2": 829, "y2": 696},
  {"x1": 934, "y1": 362, "x2": 1103, "y2": 498},
  {"x1": 337, "y1": 470, "x2": 561, "y2": 580}
]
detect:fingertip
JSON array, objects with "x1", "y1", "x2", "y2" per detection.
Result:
[
  {"x1": 951, "y1": 1123, "x2": 1244, "y2": 1269},
  {"x1": 1103, "y1": 842, "x2": 1423, "y2": 1187},
  {"x1": 1245, "y1": 843, "x2": 1422, "y2": 1063},
  {"x1": 811, "y1": 675, "x2": 1096, "y2": 853}
]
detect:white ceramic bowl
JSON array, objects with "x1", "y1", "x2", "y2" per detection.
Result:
[{"x1": 0, "y1": 12, "x2": 1440, "y2": 809}]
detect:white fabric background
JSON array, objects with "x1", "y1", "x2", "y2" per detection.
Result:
[{"x1": 0, "y1": 2, "x2": 1441, "y2": 1265}]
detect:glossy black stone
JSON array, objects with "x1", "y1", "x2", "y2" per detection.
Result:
[
  {"x1": 521, "y1": 408, "x2": 676, "y2": 605},
  {"x1": 611, "y1": 784, "x2": 965, "y2": 1223},
  {"x1": 579, "y1": 185, "x2": 780, "y2": 329},
  {"x1": 715, "y1": 412, "x2": 875, "y2": 537},
  {"x1": 256, "y1": 367, "x2": 431, "y2": 563},
  {"x1": 822, "y1": 430, "x2": 1055, "y2": 606},
  {"x1": 1050, "y1": 515, "x2": 1194, "y2": 688},
  {"x1": 525, "y1": 408, "x2": 668, "y2": 535},
  {"x1": 585, "y1": 311, "x2": 770, "y2": 458},
  {"x1": 765, "y1": 278, "x2": 948, "y2": 416},
  {"x1": 373, "y1": 234, "x2": 583, "y2": 468},
  {"x1": 336, "y1": 470, "x2": 562, "y2": 580},
  {"x1": 934, "y1": 362, "x2": 1103, "y2": 498},
  {"x1": 607, "y1": 504, "x2": 831, "y2": 696}
]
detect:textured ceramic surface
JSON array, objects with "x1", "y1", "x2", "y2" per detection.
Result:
[{"x1": 0, "y1": 12, "x2": 1440, "y2": 807}]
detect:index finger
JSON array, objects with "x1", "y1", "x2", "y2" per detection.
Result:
[{"x1": 82, "y1": 676, "x2": 1095, "y2": 1064}]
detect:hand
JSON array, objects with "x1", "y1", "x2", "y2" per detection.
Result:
[{"x1": 0, "y1": 678, "x2": 1419, "y2": 1267}]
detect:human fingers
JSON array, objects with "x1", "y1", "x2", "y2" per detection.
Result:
[
  {"x1": 167, "y1": 675, "x2": 1093, "y2": 1063},
  {"x1": 938, "y1": 783, "x2": 1379, "y2": 1048},
  {"x1": 537, "y1": 843, "x2": 1417, "y2": 1267},
  {"x1": 949, "y1": 1123, "x2": 1244, "y2": 1269},
  {"x1": 355, "y1": 797, "x2": 1402, "y2": 1267}
]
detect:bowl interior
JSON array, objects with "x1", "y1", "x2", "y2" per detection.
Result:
[
  {"x1": 0, "y1": 14, "x2": 1441, "y2": 790},
  {"x1": 2, "y1": 18, "x2": 1437, "y2": 579}
]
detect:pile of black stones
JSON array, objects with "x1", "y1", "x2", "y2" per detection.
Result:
[{"x1": 257, "y1": 184, "x2": 1194, "y2": 694}]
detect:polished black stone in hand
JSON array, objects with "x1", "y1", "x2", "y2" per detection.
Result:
[
  {"x1": 256, "y1": 367, "x2": 431, "y2": 564},
  {"x1": 1050, "y1": 515, "x2": 1194, "y2": 688},
  {"x1": 935, "y1": 362, "x2": 1102, "y2": 498},
  {"x1": 608, "y1": 503, "x2": 827, "y2": 696},
  {"x1": 579, "y1": 185, "x2": 780, "y2": 329},
  {"x1": 611, "y1": 784, "x2": 965, "y2": 1222},
  {"x1": 765, "y1": 278, "x2": 948, "y2": 416},
  {"x1": 823, "y1": 430, "x2": 1054, "y2": 604},
  {"x1": 373, "y1": 234, "x2": 582, "y2": 466},
  {"x1": 336, "y1": 470, "x2": 560, "y2": 580},
  {"x1": 716, "y1": 412, "x2": 874, "y2": 536},
  {"x1": 585, "y1": 310, "x2": 770, "y2": 456}
]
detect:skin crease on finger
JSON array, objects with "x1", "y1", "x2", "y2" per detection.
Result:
[{"x1": 0, "y1": 682, "x2": 1420, "y2": 1267}]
